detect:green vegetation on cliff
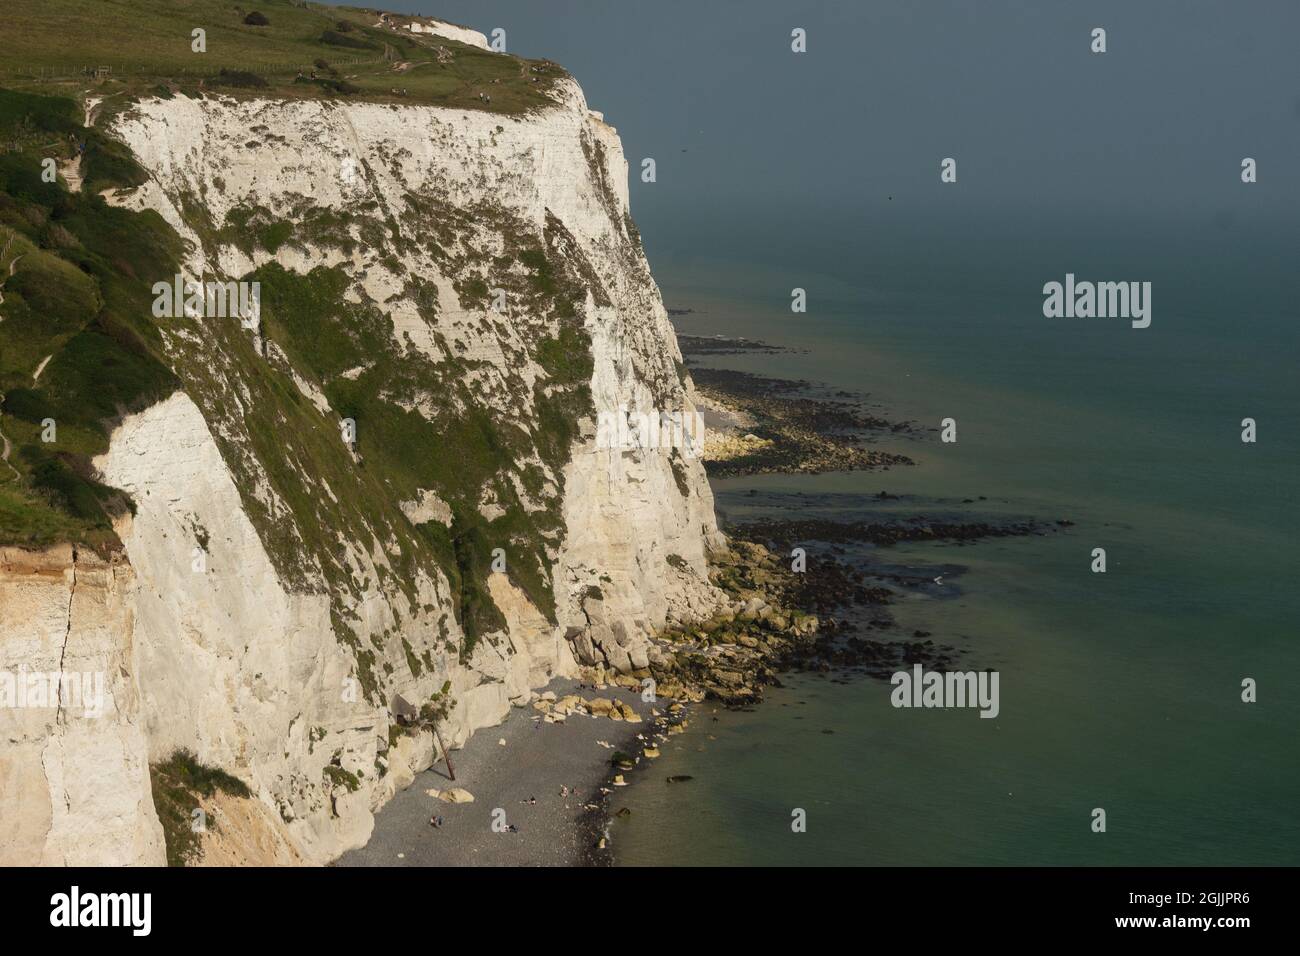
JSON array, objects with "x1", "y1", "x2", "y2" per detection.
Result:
[
  {"x1": 149, "y1": 749, "x2": 252, "y2": 867},
  {"x1": 0, "y1": 87, "x2": 179, "y2": 551}
]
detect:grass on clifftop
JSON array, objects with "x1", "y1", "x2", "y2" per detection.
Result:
[{"x1": 0, "y1": 0, "x2": 566, "y2": 114}]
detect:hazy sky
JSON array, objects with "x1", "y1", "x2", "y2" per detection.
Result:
[{"x1": 360, "y1": 1, "x2": 1298, "y2": 269}]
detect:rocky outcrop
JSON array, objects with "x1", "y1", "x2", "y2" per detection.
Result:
[{"x1": 404, "y1": 18, "x2": 489, "y2": 49}]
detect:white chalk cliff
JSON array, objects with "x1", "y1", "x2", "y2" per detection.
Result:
[{"x1": 1, "y1": 66, "x2": 723, "y2": 864}]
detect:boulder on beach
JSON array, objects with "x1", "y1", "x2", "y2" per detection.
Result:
[
  {"x1": 617, "y1": 700, "x2": 640, "y2": 722},
  {"x1": 437, "y1": 788, "x2": 475, "y2": 804}
]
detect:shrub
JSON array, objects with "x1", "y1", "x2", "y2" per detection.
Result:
[
  {"x1": 212, "y1": 68, "x2": 269, "y2": 89},
  {"x1": 313, "y1": 77, "x2": 359, "y2": 95},
  {"x1": 243, "y1": 11, "x2": 270, "y2": 26},
  {"x1": 323, "y1": 764, "x2": 361, "y2": 792},
  {"x1": 321, "y1": 29, "x2": 377, "y2": 50},
  {"x1": 44, "y1": 222, "x2": 80, "y2": 250}
]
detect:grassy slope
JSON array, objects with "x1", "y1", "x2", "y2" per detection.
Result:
[
  {"x1": 0, "y1": 0, "x2": 566, "y2": 114},
  {"x1": 0, "y1": 88, "x2": 180, "y2": 550}
]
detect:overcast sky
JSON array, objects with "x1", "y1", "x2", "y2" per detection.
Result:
[{"x1": 365, "y1": 1, "x2": 1299, "y2": 267}]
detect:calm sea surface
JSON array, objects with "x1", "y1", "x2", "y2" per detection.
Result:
[{"x1": 612, "y1": 221, "x2": 1299, "y2": 865}]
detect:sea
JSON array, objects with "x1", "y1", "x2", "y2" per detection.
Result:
[{"x1": 611, "y1": 209, "x2": 1299, "y2": 866}]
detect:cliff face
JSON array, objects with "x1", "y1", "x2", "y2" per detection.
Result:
[
  {"x1": 0, "y1": 545, "x2": 164, "y2": 865},
  {"x1": 1, "y1": 75, "x2": 722, "y2": 863}
]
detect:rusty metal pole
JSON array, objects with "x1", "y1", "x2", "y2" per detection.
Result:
[{"x1": 434, "y1": 725, "x2": 455, "y2": 781}]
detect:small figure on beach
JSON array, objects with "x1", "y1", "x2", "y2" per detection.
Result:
[{"x1": 429, "y1": 814, "x2": 444, "y2": 828}]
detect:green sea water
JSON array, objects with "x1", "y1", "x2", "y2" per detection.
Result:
[{"x1": 612, "y1": 219, "x2": 1299, "y2": 866}]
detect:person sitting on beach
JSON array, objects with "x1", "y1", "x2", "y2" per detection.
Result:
[{"x1": 429, "y1": 814, "x2": 444, "y2": 828}]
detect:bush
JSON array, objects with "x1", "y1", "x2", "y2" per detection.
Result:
[
  {"x1": 294, "y1": 75, "x2": 358, "y2": 95},
  {"x1": 243, "y1": 11, "x2": 270, "y2": 26},
  {"x1": 212, "y1": 68, "x2": 269, "y2": 88},
  {"x1": 79, "y1": 135, "x2": 148, "y2": 193},
  {"x1": 44, "y1": 222, "x2": 80, "y2": 250},
  {"x1": 321, "y1": 29, "x2": 377, "y2": 50}
]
